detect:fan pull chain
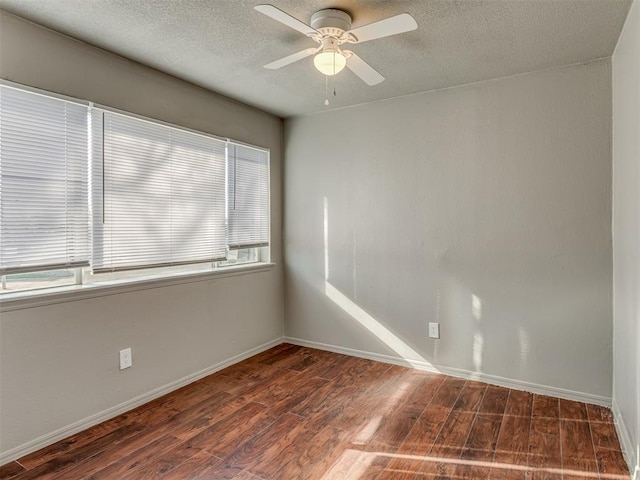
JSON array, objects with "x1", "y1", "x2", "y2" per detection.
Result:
[
  {"x1": 324, "y1": 76, "x2": 329, "y2": 106},
  {"x1": 333, "y1": 52, "x2": 337, "y2": 98},
  {"x1": 323, "y1": 52, "x2": 338, "y2": 106}
]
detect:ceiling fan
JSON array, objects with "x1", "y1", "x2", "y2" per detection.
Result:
[{"x1": 255, "y1": 4, "x2": 418, "y2": 86}]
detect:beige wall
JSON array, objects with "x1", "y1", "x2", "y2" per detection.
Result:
[
  {"x1": 0, "y1": 11, "x2": 284, "y2": 460},
  {"x1": 284, "y1": 59, "x2": 613, "y2": 402},
  {"x1": 613, "y1": 0, "x2": 640, "y2": 476}
]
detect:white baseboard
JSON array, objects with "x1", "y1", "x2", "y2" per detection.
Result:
[
  {"x1": 612, "y1": 399, "x2": 639, "y2": 480},
  {"x1": 284, "y1": 336, "x2": 612, "y2": 407},
  {"x1": 0, "y1": 337, "x2": 284, "y2": 466}
]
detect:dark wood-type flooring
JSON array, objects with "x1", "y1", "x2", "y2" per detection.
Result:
[{"x1": 0, "y1": 344, "x2": 631, "y2": 479}]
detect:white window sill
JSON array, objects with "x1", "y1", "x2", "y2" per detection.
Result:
[{"x1": 0, "y1": 263, "x2": 275, "y2": 312}]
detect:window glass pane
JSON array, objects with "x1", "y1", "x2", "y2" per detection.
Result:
[
  {"x1": 217, "y1": 248, "x2": 259, "y2": 267},
  {"x1": 1, "y1": 269, "x2": 76, "y2": 292}
]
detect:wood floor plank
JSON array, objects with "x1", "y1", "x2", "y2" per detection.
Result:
[
  {"x1": 288, "y1": 348, "x2": 336, "y2": 376},
  {"x1": 272, "y1": 425, "x2": 348, "y2": 479},
  {"x1": 296, "y1": 350, "x2": 353, "y2": 380},
  {"x1": 454, "y1": 413, "x2": 502, "y2": 480},
  {"x1": 87, "y1": 434, "x2": 180, "y2": 479},
  {"x1": 532, "y1": 394, "x2": 559, "y2": 419},
  {"x1": 462, "y1": 413, "x2": 502, "y2": 456},
  {"x1": 122, "y1": 444, "x2": 204, "y2": 479},
  {"x1": 526, "y1": 470, "x2": 563, "y2": 480},
  {"x1": 185, "y1": 402, "x2": 271, "y2": 458},
  {"x1": 221, "y1": 413, "x2": 304, "y2": 472},
  {"x1": 586, "y1": 403, "x2": 614, "y2": 423},
  {"x1": 561, "y1": 419, "x2": 598, "y2": 474},
  {"x1": 479, "y1": 385, "x2": 509, "y2": 416},
  {"x1": 493, "y1": 413, "x2": 531, "y2": 467},
  {"x1": 528, "y1": 416, "x2": 562, "y2": 470},
  {"x1": 238, "y1": 368, "x2": 304, "y2": 405},
  {"x1": 256, "y1": 344, "x2": 303, "y2": 367},
  {"x1": 429, "y1": 376, "x2": 466, "y2": 408},
  {"x1": 406, "y1": 373, "x2": 447, "y2": 410},
  {"x1": 245, "y1": 409, "x2": 341, "y2": 479},
  {"x1": 10, "y1": 423, "x2": 147, "y2": 480},
  {"x1": 452, "y1": 381, "x2": 487, "y2": 413},
  {"x1": 559, "y1": 398, "x2": 588, "y2": 421},
  {"x1": 398, "y1": 403, "x2": 452, "y2": 456},
  {"x1": 364, "y1": 372, "x2": 442, "y2": 452},
  {"x1": 504, "y1": 390, "x2": 533, "y2": 417},
  {"x1": 590, "y1": 419, "x2": 623, "y2": 451},
  {"x1": 2, "y1": 344, "x2": 630, "y2": 480},
  {"x1": 365, "y1": 401, "x2": 423, "y2": 452},
  {"x1": 595, "y1": 446, "x2": 632, "y2": 476},
  {"x1": 157, "y1": 451, "x2": 222, "y2": 480},
  {"x1": 561, "y1": 419, "x2": 596, "y2": 459},
  {"x1": 419, "y1": 410, "x2": 476, "y2": 477},
  {"x1": 0, "y1": 462, "x2": 25, "y2": 480},
  {"x1": 383, "y1": 403, "x2": 452, "y2": 480},
  {"x1": 328, "y1": 365, "x2": 418, "y2": 437},
  {"x1": 288, "y1": 374, "x2": 357, "y2": 417}
]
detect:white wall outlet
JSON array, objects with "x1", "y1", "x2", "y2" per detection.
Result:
[
  {"x1": 428, "y1": 322, "x2": 440, "y2": 339},
  {"x1": 119, "y1": 348, "x2": 132, "y2": 370}
]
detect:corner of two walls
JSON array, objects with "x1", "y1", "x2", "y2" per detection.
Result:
[
  {"x1": 612, "y1": 0, "x2": 640, "y2": 477},
  {"x1": 283, "y1": 59, "x2": 614, "y2": 405}
]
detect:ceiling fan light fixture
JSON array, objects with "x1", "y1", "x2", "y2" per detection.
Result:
[{"x1": 314, "y1": 51, "x2": 346, "y2": 76}]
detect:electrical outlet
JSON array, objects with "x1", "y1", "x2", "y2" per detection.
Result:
[
  {"x1": 428, "y1": 322, "x2": 440, "y2": 339},
  {"x1": 119, "y1": 348, "x2": 132, "y2": 370}
]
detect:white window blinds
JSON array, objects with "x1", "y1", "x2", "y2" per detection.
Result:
[
  {"x1": 92, "y1": 112, "x2": 227, "y2": 272},
  {"x1": 0, "y1": 85, "x2": 89, "y2": 275},
  {"x1": 227, "y1": 142, "x2": 270, "y2": 249}
]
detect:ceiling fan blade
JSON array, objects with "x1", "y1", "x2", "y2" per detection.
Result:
[
  {"x1": 255, "y1": 5, "x2": 318, "y2": 37},
  {"x1": 346, "y1": 13, "x2": 417, "y2": 43},
  {"x1": 345, "y1": 52, "x2": 385, "y2": 86},
  {"x1": 264, "y1": 48, "x2": 318, "y2": 69}
]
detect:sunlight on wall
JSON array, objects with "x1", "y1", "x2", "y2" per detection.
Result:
[
  {"x1": 324, "y1": 197, "x2": 330, "y2": 282},
  {"x1": 518, "y1": 326, "x2": 531, "y2": 368},
  {"x1": 323, "y1": 197, "x2": 433, "y2": 369},
  {"x1": 472, "y1": 294, "x2": 482, "y2": 320},
  {"x1": 472, "y1": 294, "x2": 484, "y2": 372},
  {"x1": 473, "y1": 332, "x2": 484, "y2": 372},
  {"x1": 325, "y1": 283, "x2": 432, "y2": 369}
]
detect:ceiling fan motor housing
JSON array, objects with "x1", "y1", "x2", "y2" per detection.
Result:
[{"x1": 310, "y1": 9, "x2": 352, "y2": 37}]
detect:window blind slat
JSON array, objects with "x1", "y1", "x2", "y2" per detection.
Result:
[
  {"x1": 92, "y1": 112, "x2": 227, "y2": 272},
  {"x1": 227, "y1": 143, "x2": 270, "y2": 250},
  {"x1": 0, "y1": 85, "x2": 90, "y2": 275}
]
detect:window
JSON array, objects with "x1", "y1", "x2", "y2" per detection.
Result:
[
  {"x1": 93, "y1": 111, "x2": 228, "y2": 272},
  {"x1": 0, "y1": 86, "x2": 90, "y2": 276},
  {"x1": 0, "y1": 83, "x2": 271, "y2": 296},
  {"x1": 227, "y1": 142, "x2": 270, "y2": 250}
]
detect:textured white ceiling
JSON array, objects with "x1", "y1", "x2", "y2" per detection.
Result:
[{"x1": 0, "y1": 0, "x2": 631, "y2": 118}]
